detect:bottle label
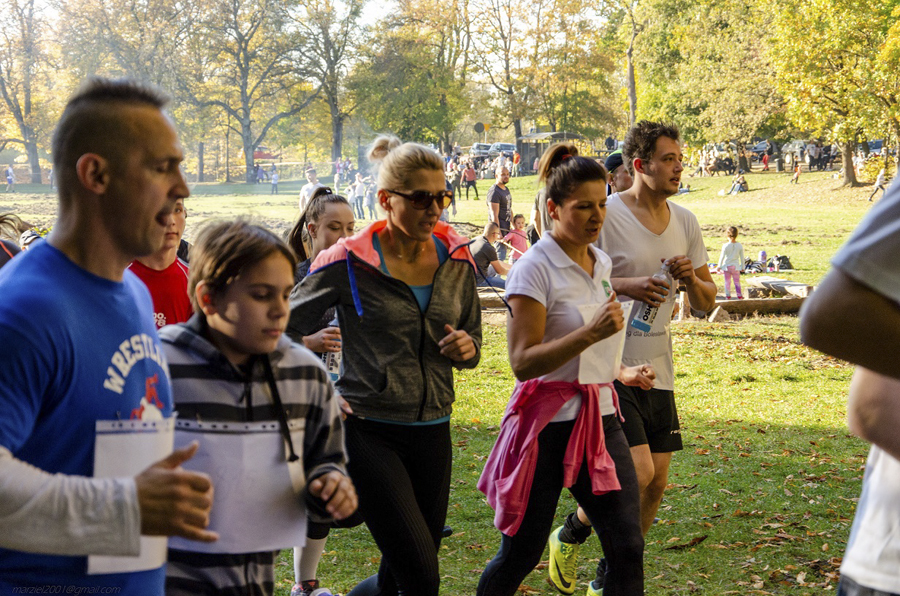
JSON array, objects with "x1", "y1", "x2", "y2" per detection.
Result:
[
  {"x1": 323, "y1": 351, "x2": 342, "y2": 383},
  {"x1": 630, "y1": 302, "x2": 657, "y2": 333}
]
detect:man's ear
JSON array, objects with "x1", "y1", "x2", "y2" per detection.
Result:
[
  {"x1": 632, "y1": 157, "x2": 644, "y2": 175},
  {"x1": 195, "y1": 281, "x2": 217, "y2": 317},
  {"x1": 75, "y1": 153, "x2": 111, "y2": 195}
]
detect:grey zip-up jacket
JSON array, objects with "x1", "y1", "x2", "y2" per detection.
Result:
[{"x1": 287, "y1": 220, "x2": 482, "y2": 423}]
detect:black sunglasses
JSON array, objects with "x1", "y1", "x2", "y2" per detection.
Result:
[{"x1": 388, "y1": 189, "x2": 453, "y2": 210}]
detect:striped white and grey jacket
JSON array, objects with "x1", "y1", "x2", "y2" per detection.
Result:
[{"x1": 160, "y1": 314, "x2": 348, "y2": 596}]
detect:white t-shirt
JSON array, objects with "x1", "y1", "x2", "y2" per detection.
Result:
[
  {"x1": 832, "y1": 177, "x2": 900, "y2": 593},
  {"x1": 299, "y1": 182, "x2": 324, "y2": 211},
  {"x1": 597, "y1": 193, "x2": 708, "y2": 390},
  {"x1": 505, "y1": 233, "x2": 616, "y2": 421}
]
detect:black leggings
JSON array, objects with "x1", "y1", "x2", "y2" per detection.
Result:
[
  {"x1": 344, "y1": 416, "x2": 451, "y2": 596},
  {"x1": 477, "y1": 416, "x2": 644, "y2": 596}
]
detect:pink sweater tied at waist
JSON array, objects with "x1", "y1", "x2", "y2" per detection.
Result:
[{"x1": 477, "y1": 378, "x2": 623, "y2": 536}]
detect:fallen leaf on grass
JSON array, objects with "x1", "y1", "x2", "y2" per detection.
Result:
[{"x1": 663, "y1": 535, "x2": 708, "y2": 551}]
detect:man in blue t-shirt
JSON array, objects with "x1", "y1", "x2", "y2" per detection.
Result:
[{"x1": 0, "y1": 78, "x2": 217, "y2": 594}]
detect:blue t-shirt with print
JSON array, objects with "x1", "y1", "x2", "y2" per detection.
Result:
[{"x1": 0, "y1": 242, "x2": 173, "y2": 594}]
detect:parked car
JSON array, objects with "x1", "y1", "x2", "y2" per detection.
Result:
[
  {"x1": 488, "y1": 142, "x2": 516, "y2": 159},
  {"x1": 747, "y1": 140, "x2": 770, "y2": 161},
  {"x1": 858, "y1": 139, "x2": 884, "y2": 155},
  {"x1": 470, "y1": 143, "x2": 491, "y2": 157}
]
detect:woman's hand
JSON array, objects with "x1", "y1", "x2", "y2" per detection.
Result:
[
  {"x1": 586, "y1": 293, "x2": 624, "y2": 343},
  {"x1": 619, "y1": 364, "x2": 656, "y2": 390},
  {"x1": 337, "y1": 395, "x2": 353, "y2": 420},
  {"x1": 439, "y1": 324, "x2": 477, "y2": 361},
  {"x1": 303, "y1": 326, "x2": 341, "y2": 353}
]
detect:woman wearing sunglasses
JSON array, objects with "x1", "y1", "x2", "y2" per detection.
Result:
[{"x1": 287, "y1": 135, "x2": 482, "y2": 596}]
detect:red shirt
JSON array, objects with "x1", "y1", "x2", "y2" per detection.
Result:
[{"x1": 128, "y1": 258, "x2": 192, "y2": 328}]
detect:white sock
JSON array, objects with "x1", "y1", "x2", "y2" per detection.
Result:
[{"x1": 294, "y1": 537, "x2": 328, "y2": 584}]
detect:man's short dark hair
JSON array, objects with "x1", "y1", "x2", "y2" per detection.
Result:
[
  {"x1": 623, "y1": 121, "x2": 681, "y2": 167},
  {"x1": 52, "y1": 77, "x2": 170, "y2": 194}
]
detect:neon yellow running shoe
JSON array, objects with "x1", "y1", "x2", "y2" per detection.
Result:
[
  {"x1": 548, "y1": 526, "x2": 579, "y2": 595},
  {"x1": 586, "y1": 579, "x2": 603, "y2": 595}
]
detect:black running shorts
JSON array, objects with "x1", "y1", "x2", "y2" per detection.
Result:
[{"x1": 614, "y1": 380, "x2": 683, "y2": 453}]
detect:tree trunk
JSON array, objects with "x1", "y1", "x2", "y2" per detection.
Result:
[
  {"x1": 198, "y1": 141, "x2": 205, "y2": 183},
  {"x1": 26, "y1": 138, "x2": 40, "y2": 183},
  {"x1": 839, "y1": 140, "x2": 860, "y2": 187},
  {"x1": 241, "y1": 119, "x2": 255, "y2": 184},
  {"x1": 513, "y1": 118, "x2": 522, "y2": 146},
  {"x1": 626, "y1": 29, "x2": 638, "y2": 127},
  {"x1": 330, "y1": 100, "x2": 344, "y2": 163}
]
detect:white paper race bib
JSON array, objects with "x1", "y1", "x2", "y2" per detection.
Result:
[
  {"x1": 89, "y1": 418, "x2": 175, "y2": 575},
  {"x1": 167, "y1": 419, "x2": 308, "y2": 554},
  {"x1": 576, "y1": 301, "x2": 634, "y2": 384}
]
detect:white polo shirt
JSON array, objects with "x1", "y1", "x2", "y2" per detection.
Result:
[{"x1": 505, "y1": 233, "x2": 616, "y2": 421}]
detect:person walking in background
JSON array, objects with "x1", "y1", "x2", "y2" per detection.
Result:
[
  {"x1": 501, "y1": 214, "x2": 529, "y2": 263},
  {"x1": 300, "y1": 168, "x2": 325, "y2": 212},
  {"x1": 464, "y1": 161, "x2": 479, "y2": 200},
  {"x1": 717, "y1": 226, "x2": 745, "y2": 299},
  {"x1": 352, "y1": 172, "x2": 367, "y2": 219},
  {"x1": 4, "y1": 165, "x2": 13, "y2": 192},
  {"x1": 271, "y1": 170, "x2": 279, "y2": 194},
  {"x1": 488, "y1": 166, "x2": 513, "y2": 261},
  {"x1": 791, "y1": 157, "x2": 801, "y2": 183},
  {"x1": 869, "y1": 168, "x2": 887, "y2": 201}
]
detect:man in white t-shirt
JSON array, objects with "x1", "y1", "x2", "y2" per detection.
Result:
[
  {"x1": 800, "y1": 178, "x2": 900, "y2": 596},
  {"x1": 298, "y1": 168, "x2": 324, "y2": 212},
  {"x1": 598, "y1": 121, "x2": 716, "y2": 536}
]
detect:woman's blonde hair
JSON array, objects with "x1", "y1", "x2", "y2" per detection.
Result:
[{"x1": 367, "y1": 134, "x2": 444, "y2": 191}]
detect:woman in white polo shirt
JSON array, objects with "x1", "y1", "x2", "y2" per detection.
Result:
[{"x1": 477, "y1": 143, "x2": 654, "y2": 596}]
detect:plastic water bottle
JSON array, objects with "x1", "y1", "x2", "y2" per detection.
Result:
[
  {"x1": 631, "y1": 263, "x2": 673, "y2": 333},
  {"x1": 321, "y1": 315, "x2": 342, "y2": 383}
]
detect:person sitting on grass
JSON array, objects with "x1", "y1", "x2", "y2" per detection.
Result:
[
  {"x1": 471, "y1": 222, "x2": 511, "y2": 288},
  {"x1": 163, "y1": 219, "x2": 357, "y2": 596},
  {"x1": 728, "y1": 170, "x2": 748, "y2": 194}
]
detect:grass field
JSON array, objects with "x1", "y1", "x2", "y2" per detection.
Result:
[{"x1": 0, "y1": 166, "x2": 883, "y2": 594}]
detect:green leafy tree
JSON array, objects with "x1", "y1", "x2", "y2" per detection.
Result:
[
  {"x1": 181, "y1": 0, "x2": 320, "y2": 183},
  {"x1": 348, "y1": 0, "x2": 471, "y2": 150},
  {"x1": 770, "y1": 0, "x2": 900, "y2": 186},
  {"x1": 289, "y1": 0, "x2": 367, "y2": 163}
]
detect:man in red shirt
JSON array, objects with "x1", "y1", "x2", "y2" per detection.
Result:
[{"x1": 128, "y1": 198, "x2": 191, "y2": 328}]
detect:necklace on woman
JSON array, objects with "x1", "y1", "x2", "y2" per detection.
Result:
[{"x1": 393, "y1": 242, "x2": 424, "y2": 261}]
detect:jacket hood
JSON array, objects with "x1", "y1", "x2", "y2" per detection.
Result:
[
  {"x1": 160, "y1": 313, "x2": 291, "y2": 375},
  {"x1": 310, "y1": 220, "x2": 477, "y2": 273}
]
